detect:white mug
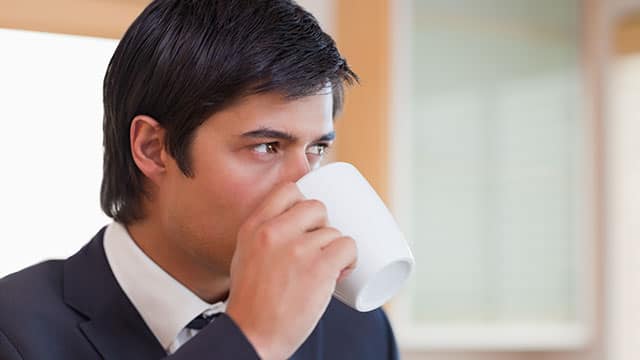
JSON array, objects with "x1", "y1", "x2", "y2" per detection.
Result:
[{"x1": 296, "y1": 162, "x2": 414, "y2": 312}]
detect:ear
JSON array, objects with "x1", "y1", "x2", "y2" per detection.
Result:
[{"x1": 130, "y1": 115, "x2": 167, "y2": 185}]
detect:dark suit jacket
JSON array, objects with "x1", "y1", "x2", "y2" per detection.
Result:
[{"x1": 0, "y1": 228, "x2": 399, "y2": 359}]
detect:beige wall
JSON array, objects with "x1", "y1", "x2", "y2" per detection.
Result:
[
  {"x1": 334, "y1": 0, "x2": 391, "y2": 204},
  {"x1": 615, "y1": 13, "x2": 640, "y2": 54},
  {"x1": 0, "y1": 0, "x2": 148, "y2": 38}
]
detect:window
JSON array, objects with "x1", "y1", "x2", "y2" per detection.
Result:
[
  {"x1": 0, "y1": 29, "x2": 115, "y2": 277},
  {"x1": 389, "y1": 0, "x2": 593, "y2": 349}
]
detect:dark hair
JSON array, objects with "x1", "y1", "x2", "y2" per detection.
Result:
[{"x1": 101, "y1": 0, "x2": 358, "y2": 224}]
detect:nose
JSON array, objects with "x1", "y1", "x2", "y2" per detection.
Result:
[{"x1": 281, "y1": 152, "x2": 312, "y2": 184}]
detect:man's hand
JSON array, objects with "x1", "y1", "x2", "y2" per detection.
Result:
[{"x1": 225, "y1": 182, "x2": 357, "y2": 360}]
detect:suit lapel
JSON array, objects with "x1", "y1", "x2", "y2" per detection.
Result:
[{"x1": 63, "y1": 228, "x2": 166, "y2": 359}]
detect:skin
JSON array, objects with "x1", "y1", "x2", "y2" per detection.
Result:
[{"x1": 126, "y1": 90, "x2": 357, "y2": 359}]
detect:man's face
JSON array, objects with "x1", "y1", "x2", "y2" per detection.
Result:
[{"x1": 159, "y1": 91, "x2": 335, "y2": 276}]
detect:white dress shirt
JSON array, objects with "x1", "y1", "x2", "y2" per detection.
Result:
[{"x1": 103, "y1": 222, "x2": 227, "y2": 354}]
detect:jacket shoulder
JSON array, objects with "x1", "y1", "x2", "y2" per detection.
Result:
[
  {"x1": 323, "y1": 297, "x2": 394, "y2": 332},
  {"x1": 320, "y1": 298, "x2": 399, "y2": 359},
  {"x1": 0, "y1": 260, "x2": 65, "y2": 318}
]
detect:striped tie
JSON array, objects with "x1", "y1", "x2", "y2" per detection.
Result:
[{"x1": 185, "y1": 312, "x2": 221, "y2": 330}]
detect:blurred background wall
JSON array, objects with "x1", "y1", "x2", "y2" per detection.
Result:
[{"x1": 1, "y1": 0, "x2": 639, "y2": 359}]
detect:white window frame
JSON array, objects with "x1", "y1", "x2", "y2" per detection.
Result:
[{"x1": 605, "y1": 52, "x2": 640, "y2": 360}]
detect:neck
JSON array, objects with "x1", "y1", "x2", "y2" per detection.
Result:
[{"x1": 125, "y1": 218, "x2": 230, "y2": 304}]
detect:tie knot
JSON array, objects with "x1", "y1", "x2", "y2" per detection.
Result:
[{"x1": 186, "y1": 312, "x2": 221, "y2": 330}]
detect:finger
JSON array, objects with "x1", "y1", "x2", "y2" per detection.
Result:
[
  {"x1": 337, "y1": 267, "x2": 354, "y2": 282},
  {"x1": 270, "y1": 200, "x2": 330, "y2": 239},
  {"x1": 297, "y1": 227, "x2": 342, "y2": 253},
  {"x1": 318, "y1": 236, "x2": 358, "y2": 278},
  {"x1": 248, "y1": 182, "x2": 305, "y2": 227}
]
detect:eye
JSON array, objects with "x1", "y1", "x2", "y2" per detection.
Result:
[
  {"x1": 253, "y1": 143, "x2": 279, "y2": 154},
  {"x1": 306, "y1": 143, "x2": 330, "y2": 157}
]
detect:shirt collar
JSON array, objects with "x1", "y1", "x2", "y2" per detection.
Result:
[{"x1": 103, "y1": 222, "x2": 226, "y2": 351}]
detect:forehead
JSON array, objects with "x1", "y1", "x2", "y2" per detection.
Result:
[{"x1": 201, "y1": 91, "x2": 334, "y2": 139}]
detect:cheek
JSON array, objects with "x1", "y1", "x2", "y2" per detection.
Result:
[
  {"x1": 175, "y1": 141, "x2": 291, "y2": 240},
  {"x1": 189, "y1": 160, "x2": 278, "y2": 227},
  {"x1": 217, "y1": 167, "x2": 277, "y2": 220}
]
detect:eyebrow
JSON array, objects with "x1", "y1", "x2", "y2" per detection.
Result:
[{"x1": 240, "y1": 127, "x2": 336, "y2": 143}]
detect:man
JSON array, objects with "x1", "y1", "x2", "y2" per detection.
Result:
[{"x1": 0, "y1": 0, "x2": 399, "y2": 359}]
